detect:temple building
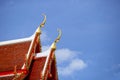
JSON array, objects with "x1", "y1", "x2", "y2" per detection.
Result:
[{"x1": 0, "y1": 15, "x2": 61, "y2": 80}]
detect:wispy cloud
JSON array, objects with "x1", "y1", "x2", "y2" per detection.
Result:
[
  {"x1": 58, "y1": 58, "x2": 87, "y2": 76},
  {"x1": 55, "y1": 49, "x2": 77, "y2": 63},
  {"x1": 41, "y1": 31, "x2": 50, "y2": 43},
  {"x1": 56, "y1": 48, "x2": 87, "y2": 76}
]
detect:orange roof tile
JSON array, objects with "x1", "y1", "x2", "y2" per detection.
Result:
[{"x1": 0, "y1": 41, "x2": 31, "y2": 72}]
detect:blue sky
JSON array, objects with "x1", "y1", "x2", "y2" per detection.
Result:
[{"x1": 0, "y1": 0, "x2": 120, "y2": 80}]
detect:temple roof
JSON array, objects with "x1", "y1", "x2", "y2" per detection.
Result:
[{"x1": 0, "y1": 15, "x2": 61, "y2": 80}]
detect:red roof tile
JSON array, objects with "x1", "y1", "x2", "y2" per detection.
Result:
[{"x1": 0, "y1": 41, "x2": 31, "y2": 72}]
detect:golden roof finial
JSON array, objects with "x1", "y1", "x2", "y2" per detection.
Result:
[
  {"x1": 54, "y1": 29, "x2": 62, "y2": 43},
  {"x1": 40, "y1": 14, "x2": 46, "y2": 28},
  {"x1": 51, "y1": 29, "x2": 62, "y2": 49},
  {"x1": 36, "y1": 14, "x2": 46, "y2": 34}
]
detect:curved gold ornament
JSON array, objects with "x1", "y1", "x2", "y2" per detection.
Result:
[
  {"x1": 40, "y1": 14, "x2": 46, "y2": 28},
  {"x1": 36, "y1": 14, "x2": 46, "y2": 34},
  {"x1": 54, "y1": 29, "x2": 62, "y2": 43},
  {"x1": 51, "y1": 29, "x2": 62, "y2": 49}
]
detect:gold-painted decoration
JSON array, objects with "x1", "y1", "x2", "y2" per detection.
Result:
[
  {"x1": 36, "y1": 27, "x2": 41, "y2": 34},
  {"x1": 25, "y1": 14, "x2": 47, "y2": 69},
  {"x1": 13, "y1": 65, "x2": 21, "y2": 80},
  {"x1": 51, "y1": 29, "x2": 62, "y2": 49},
  {"x1": 14, "y1": 65, "x2": 17, "y2": 75},
  {"x1": 40, "y1": 14, "x2": 46, "y2": 28},
  {"x1": 36, "y1": 14, "x2": 46, "y2": 34},
  {"x1": 54, "y1": 29, "x2": 62, "y2": 43},
  {"x1": 12, "y1": 72, "x2": 24, "y2": 80}
]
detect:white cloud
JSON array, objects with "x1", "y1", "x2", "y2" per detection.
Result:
[
  {"x1": 58, "y1": 59, "x2": 87, "y2": 75},
  {"x1": 69, "y1": 59, "x2": 87, "y2": 70},
  {"x1": 55, "y1": 49, "x2": 77, "y2": 63},
  {"x1": 42, "y1": 46, "x2": 87, "y2": 76}
]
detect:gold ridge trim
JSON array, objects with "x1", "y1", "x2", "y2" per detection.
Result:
[{"x1": 51, "y1": 29, "x2": 62, "y2": 49}]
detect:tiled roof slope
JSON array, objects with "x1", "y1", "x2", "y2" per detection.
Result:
[{"x1": 0, "y1": 41, "x2": 31, "y2": 72}]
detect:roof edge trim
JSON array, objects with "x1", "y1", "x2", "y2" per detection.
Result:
[{"x1": 0, "y1": 36, "x2": 33, "y2": 46}]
